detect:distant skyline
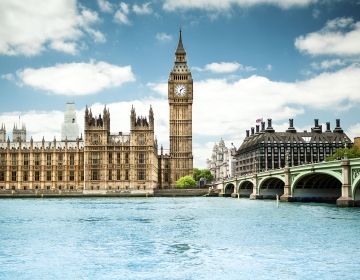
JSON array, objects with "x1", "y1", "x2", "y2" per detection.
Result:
[{"x1": 0, "y1": 0, "x2": 360, "y2": 167}]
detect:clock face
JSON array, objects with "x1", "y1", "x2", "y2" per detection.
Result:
[{"x1": 175, "y1": 84, "x2": 186, "y2": 96}]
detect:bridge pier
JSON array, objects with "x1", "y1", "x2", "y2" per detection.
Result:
[
  {"x1": 280, "y1": 166, "x2": 292, "y2": 202},
  {"x1": 336, "y1": 159, "x2": 354, "y2": 207},
  {"x1": 249, "y1": 173, "x2": 262, "y2": 200}
]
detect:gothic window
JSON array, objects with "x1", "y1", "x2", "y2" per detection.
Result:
[
  {"x1": 46, "y1": 154, "x2": 51, "y2": 166},
  {"x1": 23, "y1": 154, "x2": 29, "y2": 166},
  {"x1": 23, "y1": 171, "x2": 28, "y2": 181},
  {"x1": 35, "y1": 154, "x2": 40, "y2": 166},
  {"x1": 117, "y1": 169, "x2": 121, "y2": 180},
  {"x1": 125, "y1": 153, "x2": 129, "y2": 164},
  {"x1": 0, "y1": 154, "x2": 5, "y2": 165},
  {"x1": 138, "y1": 170, "x2": 145, "y2": 180},
  {"x1": 58, "y1": 154, "x2": 63, "y2": 165},
  {"x1": 35, "y1": 171, "x2": 40, "y2": 181},
  {"x1": 69, "y1": 154, "x2": 75, "y2": 166},
  {"x1": 138, "y1": 135, "x2": 145, "y2": 145},
  {"x1": 0, "y1": 171, "x2": 4, "y2": 181},
  {"x1": 46, "y1": 171, "x2": 51, "y2": 181},
  {"x1": 108, "y1": 153, "x2": 112, "y2": 164},
  {"x1": 91, "y1": 170, "x2": 99, "y2": 180},
  {"x1": 12, "y1": 171, "x2": 16, "y2": 181},
  {"x1": 108, "y1": 171, "x2": 112, "y2": 181},
  {"x1": 117, "y1": 153, "x2": 121, "y2": 164},
  {"x1": 58, "y1": 171, "x2": 63, "y2": 181},
  {"x1": 138, "y1": 153, "x2": 145, "y2": 164},
  {"x1": 125, "y1": 170, "x2": 129, "y2": 180},
  {"x1": 11, "y1": 154, "x2": 17, "y2": 166},
  {"x1": 69, "y1": 171, "x2": 75, "y2": 181},
  {"x1": 91, "y1": 153, "x2": 100, "y2": 165}
]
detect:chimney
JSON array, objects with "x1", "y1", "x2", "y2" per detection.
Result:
[
  {"x1": 286, "y1": 118, "x2": 296, "y2": 133},
  {"x1": 246, "y1": 130, "x2": 250, "y2": 138},
  {"x1": 334, "y1": 119, "x2": 343, "y2": 133},
  {"x1": 312, "y1": 118, "x2": 322, "y2": 133},
  {"x1": 256, "y1": 125, "x2": 260, "y2": 133},
  {"x1": 251, "y1": 127, "x2": 255, "y2": 135},
  {"x1": 261, "y1": 121, "x2": 265, "y2": 131},
  {"x1": 325, "y1": 122, "x2": 331, "y2": 132},
  {"x1": 265, "y1": 118, "x2": 275, "y2": 132}
]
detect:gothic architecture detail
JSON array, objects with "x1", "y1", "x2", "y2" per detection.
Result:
[
  {"x1": 0, "y1": 31, "x2": 194, "y2": 191},
  {"x1": 168, "y1": 30, "x2": 193, "y2": 184}
]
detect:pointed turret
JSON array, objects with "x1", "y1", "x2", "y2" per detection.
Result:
[{"x1": 175, "y1": 29, "x2": 186, "y2": 55}]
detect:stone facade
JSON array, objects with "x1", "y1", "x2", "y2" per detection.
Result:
[
  {"x1": 0, "y1": 31, "x2": 193, "y2": 191},
  {"x1": 207, "y1": 139, "x2": 236, "y2": 181}
]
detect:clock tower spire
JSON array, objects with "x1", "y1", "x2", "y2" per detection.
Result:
[{"x1": 168, "y1": 30, "x2": 193, "y2": 186}]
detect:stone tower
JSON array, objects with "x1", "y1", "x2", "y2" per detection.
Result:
[
  {"x1": 168, "y1": 30, "x2": 193, "y2": 185},
  {"x1": 13, "y1": 123, "x2": 26, "y2": 142},
  {"x1": 0, "y1": 124, "x2": 6, "y2": 142}
]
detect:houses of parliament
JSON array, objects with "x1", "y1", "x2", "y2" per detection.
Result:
[{"x1": 0, "y1": 31, "x2": 193, "y2": 192}]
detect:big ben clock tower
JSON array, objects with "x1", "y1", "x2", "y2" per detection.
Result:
[{"x1": 168, "y1": 30, "x2": 193, "y2": 186}]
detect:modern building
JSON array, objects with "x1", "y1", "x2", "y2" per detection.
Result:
[
  {"x1": 61, "y1": 102, "x2": 79, "y2": 141},
  {"x1": 234, "y1": 118, "x2": 352, "y2": 176},
  {"x1": 207, "y1": 139, "x2": 236, "y2": 181},
  {"x1": 0, "y1": 31, "x2": 193, "y2": 191}
]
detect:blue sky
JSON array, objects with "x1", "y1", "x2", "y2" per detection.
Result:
[{"x1": 0, "y1": 0, "x2": 360, "y2": 167}]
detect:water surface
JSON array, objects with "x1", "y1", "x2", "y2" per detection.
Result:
[{"x1": 0, "y1": 198, "x2": 359, "y2": 279}]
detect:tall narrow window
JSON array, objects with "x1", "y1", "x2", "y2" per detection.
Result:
[
  {"x1": 46, "y1": 171, "x2": 51, "y2": 181},
  {"x1": 46, "y1": 154, "x2": 52, "y2": 166},
  {"x1": 23, "y1": 154, "x2": 29, "y2": 166},
  {"x1": 69, "y1": 154, "x2": 75, "y2": 166}
]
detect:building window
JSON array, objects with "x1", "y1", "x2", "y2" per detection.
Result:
[
  {"x1": 125, "y1": 170, "x2": 129, "y2": 180},
  {"x1": 35, "y1": 171, "x2": 40, "y2": 181},
  {"x1": 138, "y1": 135, "x2": 145, "y2": 145},
  {"x1": 58, "y1": 171, "x2": 63, "y2": 181},
  {"x1": 0, "y1": 171, "x2": 4, "y2": 181},
  {"x1": 69, "y1": 171, "x2": 74, "y2": 181},
  {"x1": 58, "y1": 154, "x2": 63, "y2": 165},
  {"x1": 91, "y1": 170, "x2": 99, "y2": 180},
  {"x1": 108, "y1": 171, "x2": 112, "y2": 181},
  {"x1": 91, "y1": 153, "x2": 100, "y2": 165},
  {"x1": 11, "y1": 171, "x2": 16, "y2": 181},
  {"x1": 11, "y1": 154, "x2": 17, "y2": 165},
  {"x1": 116, "y1": 153, "x2": 121, "y2": 164},
  {"x1": 138, "y1": 170, "x2": 145, "y2": 181},
  {"x1": 117, "y1": 169, "x2": 120, "y2": 180},
  {"x1": 164, "y1": 172, "x2": 169, "y2": 182},
  {"x1": 108, "y1": 153, "x2": 112, "y2": 164},
  {"x1": 46, "y1": 171, "x2": 51, "y2": 181},
  {"x1": 23, "y1": 171, "x2": 28, "y2": 181},
  {"x1": 46, "y1": 154, "x2": 52, "y2": 166},
  {"x1": 35, "y1": 154, "x2": 40, "y2": 166},
  {"x1": 125, "y1": 153, "x2": 129, "y2": 164},
  {"x1": 69, "y1": 154, "x2": 75, "y2": 166},
  {"x1": 0, "y1": 154, "x2": 5, "y2": 165},
  {"x1": 23, "y1": 154, "x2": 29, "y2": 166},
  {"x1": 138, "y1": 153, "x2": 145, "y2": 164}
]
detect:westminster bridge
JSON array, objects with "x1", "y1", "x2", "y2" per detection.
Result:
[{"x1": 215, "y1": 158, "x2": 360, "y2": 207}]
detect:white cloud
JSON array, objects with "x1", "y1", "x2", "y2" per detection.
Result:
[
  {"x1": 133, "y1": 2, "x2": 153, "y2": 15},
  {"x1": 266, "y1": 64, "x2": 273, "y2": 71},
  {"x1": 97, "y1": 0, "x2": 113, "y2": 13},
  {"x1": 114, "y1": 2, "x2": 131, "y2": 25},
  {"x1": 295, "y1": 17, "x2": 360, "y2": 56},
  {"x1": 163, "y1": 0, "x2": 316, "y2": 11},
  {"x1": 311, "y1": 59, "x2": 345, "y2": 70},
  {"x1": 0, "y1": 0, "x2": 105, "y2": 56},
  {"x1": 15, "y1": 61, "x2": 135, "y2": 96},
  {"x1": 1, "y1": 73, "x2": 15, "y2": 81},
  {"x1": 155, "y1": 32, "x2": 173, "y2": 42},
  {"x1": 194, "y1": 62, "x2": 256, "y2": 73},
  {"x1": 348, "y1": 123, "x2": 360, "y2": 140}
]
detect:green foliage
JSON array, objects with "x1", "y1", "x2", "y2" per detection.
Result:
[
  {"x1": 176, "y1": 175, "x2": 197, "y2": 188},
  {"x1": 193, "y1": 168, "x2": 214, "y2": 182},
  {"x1": 326, "y1": 146, "x2": 360, "y2": 161}
]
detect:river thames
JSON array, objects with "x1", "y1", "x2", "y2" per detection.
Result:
[{"x1": 0, "y1": 197, "x2": 359, "y2": 279}]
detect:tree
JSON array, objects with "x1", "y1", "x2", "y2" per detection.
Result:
[
  {"x1": 326, "y1": 146, "x2": 360, "y2": 161},
  {"x1": 193, "y1": 168, "x2": 214, "y2": 182},
  {"x1": 176, "y1": 175, "x2": 197, "y2": 188}
]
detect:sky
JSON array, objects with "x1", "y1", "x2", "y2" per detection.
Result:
[{"x1": 0, "y1": 0, "x2": 360, "y2": 168}]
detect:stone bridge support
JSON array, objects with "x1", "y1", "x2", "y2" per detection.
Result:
[
  {"x1": 249, "y1": 174, "x2": 259, "y2": 200},
  {"x1": 336, "y1": 159, "x2": 354, "y2": 207},
  {"x1": 280, "y1": 166, "x2": 291, "y2": 202}
]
